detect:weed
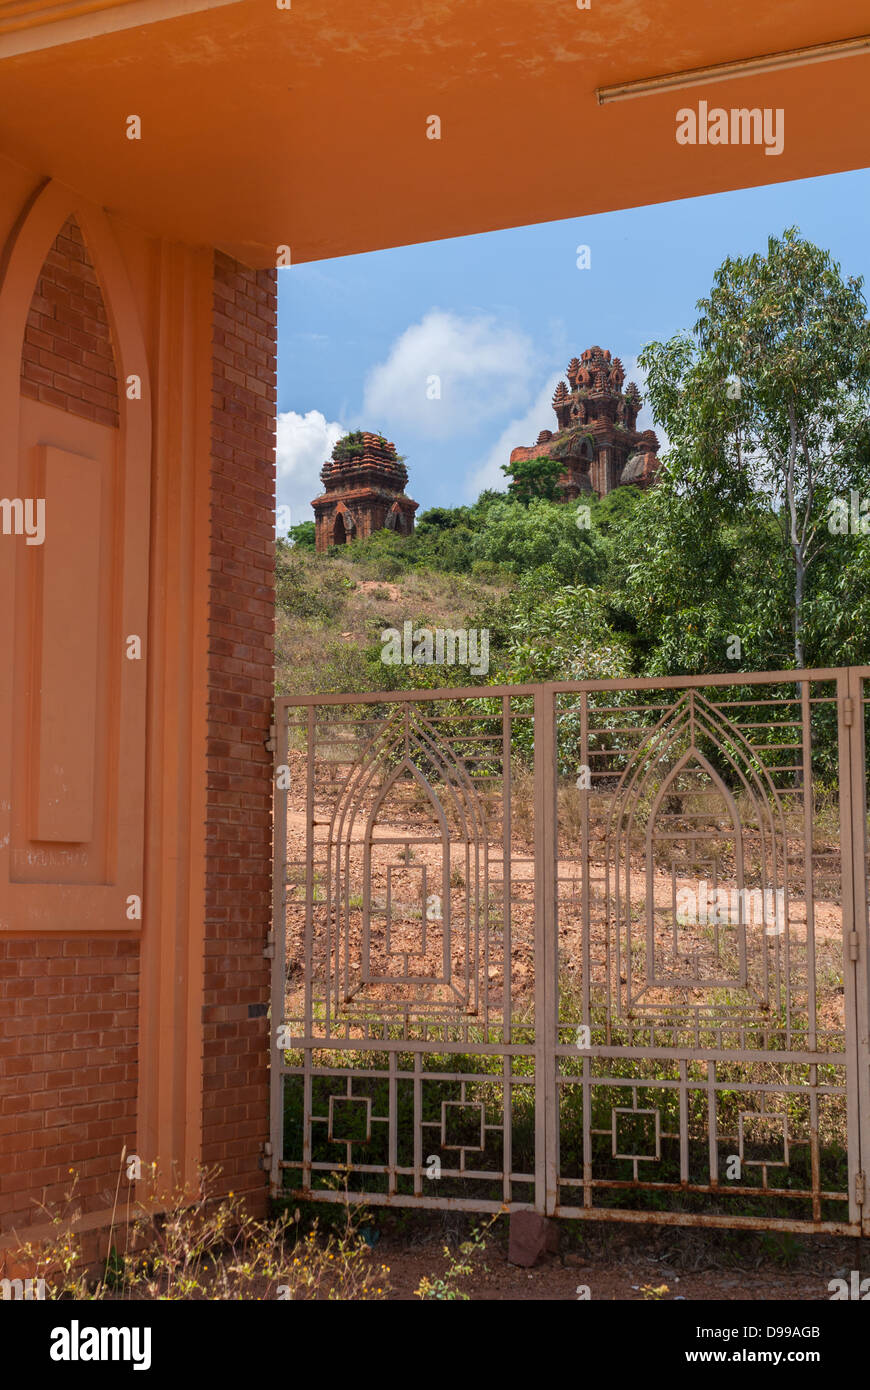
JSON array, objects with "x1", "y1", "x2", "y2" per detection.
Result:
[
  {"x1": 414, "y1": 1214, "x2": 498, "y2": 1300},
  {"x1": 640, "y1": 1282, "x2": 670, "y2": 1300}
]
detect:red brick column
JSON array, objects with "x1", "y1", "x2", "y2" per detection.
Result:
[{"x1": 203, "y1": 252, "x2": 276, "y2": 1207}]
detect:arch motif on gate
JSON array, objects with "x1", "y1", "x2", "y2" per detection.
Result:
[
  {"x1": 324, "y1": 709, "x2": 489, "y2": 1023},
  {"x1": 603, "y1": 689, "x2": 790, "y2": 1025}
]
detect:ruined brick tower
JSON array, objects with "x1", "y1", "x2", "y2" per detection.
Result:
[
  {"x1": 312, "y1": 431, "x2": 418, "y2": 553},
  {"x1": 510, "y1": 346, "x2": 661, "y2": 499}
]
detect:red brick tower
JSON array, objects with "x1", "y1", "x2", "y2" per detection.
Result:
[
  {"x1": 312, "y1": 431, "x2": 418, "y2": 552},
  {"x1": 509, "y1": 346, "x2": 661, "y2": 499}
]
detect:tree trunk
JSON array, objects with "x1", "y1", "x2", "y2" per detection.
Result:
[{"x1": 794, "y1": 550, "x2": 805, "y2": 669}]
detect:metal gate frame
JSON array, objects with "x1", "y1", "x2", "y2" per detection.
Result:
[
  {"x1": 843, "y1": 666, "x2": 870, "y2": 1232},
  {"x1": 270, "y1": 667, "x2": 870, "y2": 1235}
]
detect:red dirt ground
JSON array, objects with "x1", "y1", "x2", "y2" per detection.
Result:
[{"x1": 368, "y1": 1215, "x2": 867, "y2": 1301}]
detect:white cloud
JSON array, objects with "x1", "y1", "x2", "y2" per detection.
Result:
[
  {"x1": 362, "y1": 310, "x2": 535, "y2": 440},
  {"x1": 466, "y1": 373, "x2": 562, "y2": 498},
  {"x1": 276, "y1": 409, "x2": 344, "y2": 532}
]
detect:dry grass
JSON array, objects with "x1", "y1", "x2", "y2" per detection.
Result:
[
  {"x1": 6, "y1": 1163, "x2": 494, "y2": 1302},
  {"x1": 276, "y1": 549, "x2": 510, "y2": 697},
  {"x1": 9, "y1": 1167, "x2": 390, "y2": 1301}
]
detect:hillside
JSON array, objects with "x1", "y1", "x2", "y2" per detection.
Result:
[{"x1": 275, "y1": 545, "x2": 513, "y2": 697}]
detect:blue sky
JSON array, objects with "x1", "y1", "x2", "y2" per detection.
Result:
[{"x1": 276, "y1": 167, "x2": 870, "y2": 530}]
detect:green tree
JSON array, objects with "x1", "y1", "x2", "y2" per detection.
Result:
[
  {"x1": 639, "y1": 227, "x2": 870, "y2": 667},
  {"x1": 499, "y1": 574, "x2": 631, "y2": 685},
  {"x1": 500, "y1": 455, "x2": 566, "y2": 504},
  {"x1": 415, "y1": 505, "x2": 473, "y2": 534},
  {"x1": 288, "y1": 519, "x2": 316, "y2": 549},
  {"x1": 413, "y1": 525, "x2": 478, "y2": 573},
  {"x1": 614, "y1": 481, "x2": 790, "y2": 675},
  {"x1": 473, "y1": 497, "x2": 603, "y2": 584}
]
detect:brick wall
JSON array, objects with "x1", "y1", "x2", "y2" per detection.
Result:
[
  {"x1": 0, "y1": 938, "x2": 139, "y2": 1231},
  {"x1": 19, "y1": 216, "x2": 120, "y2": 428},
  {"x1": 203, "y1": 251, "x2": 276, "y2": 1205}
]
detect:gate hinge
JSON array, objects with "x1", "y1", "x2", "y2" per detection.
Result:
[
  {"x1": 263, "y1": 930, "x2": 275, "y2": 960},
  {"x1": 843, "y1": 697, "x2": 855, "y2": 727},
  {"x1": 260, "y1": 1141, "x2": 273, "y2": 1172},
  {"x1": 856, "y1": 1171, "x2": 866, "y2": 1206},
  {"x1": 849, "y1": 931, "x2": 860, "y2": 962},
  {"x1": 265, "y1": 724, "x2": 277, "y2": 754}
]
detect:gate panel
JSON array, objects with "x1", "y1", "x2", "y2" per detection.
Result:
[
  {"x1": 273, "y1": 690, "x2": 541, "y2": 1211},
  {"x1": 273, "y1": 670, "x2": 867, "y2": 1234},
  {"x1": 553, "y1": 672, "x2": 861, "y2": 1232}
]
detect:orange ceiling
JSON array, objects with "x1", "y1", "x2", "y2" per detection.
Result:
[{"x1": 0, "y1": 0, "x2": 867, "y2": 266}]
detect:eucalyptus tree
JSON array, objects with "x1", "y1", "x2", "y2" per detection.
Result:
[{"x1": 639, "y1": 228, "x2": 870, "y2": 668}]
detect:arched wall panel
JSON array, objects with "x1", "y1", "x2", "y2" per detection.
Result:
[{"x1": 0, "y1": 181, "x2": 150, "y2": 932}]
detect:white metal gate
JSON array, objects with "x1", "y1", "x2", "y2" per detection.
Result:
[{"x1": 270, "y1": 669, "x2": 870, "y2": 1234}]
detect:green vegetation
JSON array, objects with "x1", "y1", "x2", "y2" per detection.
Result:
[
  {"x1": 332, "y1": 429, "x2": 387, "y2": 462},
  {"x1": 500, "y1": 453, "x2": 567, "y2": 503}
]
